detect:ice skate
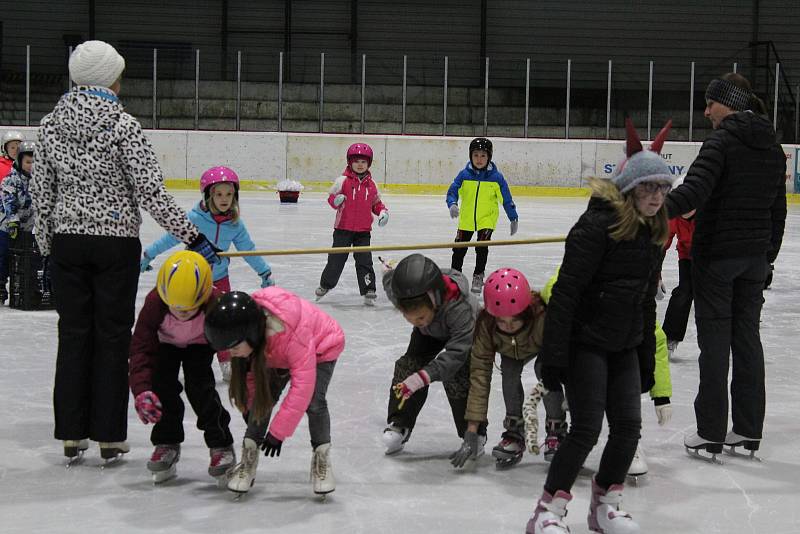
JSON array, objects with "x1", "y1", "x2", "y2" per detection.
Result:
[
  {"x1": 208, "y1": 445, "x2": 236, "y2": 479},
  {"x1": 723, "y1": 431, "x2": 761, "y2": 461},
  {"x1": 99, "y1": 441, "x2": 130, "y2": 467},
  {"x1": 227, "y1": 438, "x2": 259, "y2": 495},
  {"x1": 667, "y1": 339, "x2": 679, "y2": 361},
  {"x1": 218, "y1": 360, "x2": 231, "y2": 383},
  {"x1": 588, "y1": 477, "x2": 639, "y2": 533},
  {"x1": 147, "y1": 444, "x2": 180, "y2": 484},
  {"x1": 684, "y1": 432, "x2": 723, "y2": 464},
  {"x1": 310, "y1": 443, "x2": 336, "y2": 496},
  {"x1": 363, "y1": 290, "x2": 377, "y2": 306},
  {"x1": 626, "y1": 444, "x2": 648, "y2": 484},
  {"x1": 544, "y1": 419, "x2": 567, "y2": 462},
  {"x1": 492, "y1": 430, "x2": 524, "y2": 469},
  {"x1": 525, "y1": 489, "x2": 572, "y2": 534},
  {"x1": 471, "y1": 273, "x2": 484, "y2": 294},
  {"x1": 63, "y1": 439, "x2": 89, "y2": 467},
  {"x1": 382, "y1": 422, "x2": 411, "y2": 455},
  {"x1": 314, "y1": 286, "x2": 329, "y2": 301}
]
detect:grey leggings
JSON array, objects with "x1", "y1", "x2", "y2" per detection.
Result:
[
  {"x1": 499, "y1": 355, "x2": 566, "y2": 430},
  {"x1": 245, "y1": 360, "x2": 336, "y2": 449}
]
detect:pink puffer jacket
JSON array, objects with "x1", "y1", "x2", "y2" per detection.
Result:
[
  {"x1": 250, "y1": 287, "x2": 345, "y2": 441},
  {"x1": 327, "y1": 167, "x2": 387, "y2": 232}
]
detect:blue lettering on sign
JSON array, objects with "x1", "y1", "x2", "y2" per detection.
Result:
[
  {"x1": 668, "y1": 165, "x2": 685, "y2": 175},
  {"x1": 603, "y1": 163, "x2": 615, "y2": 174}
]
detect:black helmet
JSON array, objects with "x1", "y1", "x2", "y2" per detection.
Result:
[
  {"x1": 204, "y1": 291, "x2": 265, "y2": 351},
  {"x1": 469, "y1": 137, "x2": 492, "y2": 162},
  {"x1": 391, "y1": 254, "x2": 444, "y2": 300}
]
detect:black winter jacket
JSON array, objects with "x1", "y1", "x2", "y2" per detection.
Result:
[
  {"x1": 541, "y1": 194, "x2": 661, "y2": 392},
  {"x1": 665, "y1": 112, "x2": 787, "y2": 263}
]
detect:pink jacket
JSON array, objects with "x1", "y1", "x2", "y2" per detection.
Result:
[
  {"x1": 250, "y1": 287, "x2": 345, "y2": 441},
  {"x1": 327, "y1": 167, "x2": 387, "y2": 232}
]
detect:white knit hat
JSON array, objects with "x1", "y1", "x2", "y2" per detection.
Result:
[{"x1": 68, "y1": 40, "x2": 125, "y2": 88}]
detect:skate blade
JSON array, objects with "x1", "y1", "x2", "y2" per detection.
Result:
[
  {"x1": 724, "y1": 446, "x2": 762, "y2": 462},
  {"x1": 100, "y1": 454, "x2": 126, "y2": 469},
  {"x1": 685, "y1": 446, "x2": 723, "y2": 464},
  {"x1": 65, "y1": 451, "x2": 86, "y2": 468},
  {"x1": 151, "y1": 465, "x2": 177, "y2": 484},
  {"x1": 315, "y1": 490, "x2": 334, "y2": 502},
  {"x1": 364, "y1": 299, "x2": 375, "y2": 307},
  {"x1": 626, "y1": 473, "x2": 647, "y2": 486},
  {"x1": 494, "y1": 456, "x2": 522, "y2": 470}
]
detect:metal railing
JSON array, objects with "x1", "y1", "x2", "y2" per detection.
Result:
[{"x1": 3, "y1": 45, "x2": 798, "y2": 142}]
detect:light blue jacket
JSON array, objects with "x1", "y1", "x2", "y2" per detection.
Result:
[{"x1": 144, "y1": 202, "x2": 269, "y2": 281}]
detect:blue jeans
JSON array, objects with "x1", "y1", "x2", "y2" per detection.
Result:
[{"x1": 545, "y1": 345, "x2": 641, "y2": 492}]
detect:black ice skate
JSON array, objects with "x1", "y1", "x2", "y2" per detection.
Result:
[
  {"x1": 723, "y1": 432, "x2": 761, "y2": 461},
  {"x1": 492, "y1": 431, "x2": 524, "y2": 469},
  {"x1": 63, "y1": 439, "x2": 89, "y2": 468},
  {"x1": 684, "y1": 432, "x2": 723, "y2": 464},
  {"x1": 99, "y1": 441, "x2": 130, "y2": 467}
]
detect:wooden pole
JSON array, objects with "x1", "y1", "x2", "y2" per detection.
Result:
[{"x1": 219, "y1": 236, "x2": 566, "y2": 258}]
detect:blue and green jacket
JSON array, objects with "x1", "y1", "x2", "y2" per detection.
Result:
[{"x1": 446, "y1": 162, "x2": 518, "y2": 232}]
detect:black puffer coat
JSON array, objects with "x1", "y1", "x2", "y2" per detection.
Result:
[
  {"x1": 541, "y1": 188, "x2": 662, "y2": 392},
  {"x1": 666, "y1": 111, "x2": 787, "y2": 263}
]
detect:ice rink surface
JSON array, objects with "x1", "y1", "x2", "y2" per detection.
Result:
[{"x1": 1, "y1": 191, "x2": 798, "y2": 534}]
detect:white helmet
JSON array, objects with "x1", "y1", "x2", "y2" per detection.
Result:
[{"x1": 2, "y1": 130, "x2": 24, "y2": 156}]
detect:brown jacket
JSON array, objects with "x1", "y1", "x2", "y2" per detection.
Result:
[{"x1": 465, "y1": 308, "x2": 545, "y2": 423}]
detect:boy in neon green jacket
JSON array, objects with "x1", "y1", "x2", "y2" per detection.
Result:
[
  {"x1": 446, "y1": 138, "x2": 519, "y2": 294},
  {"x1": 542, "y1": 268, "x2": 672, "y2": 477}
]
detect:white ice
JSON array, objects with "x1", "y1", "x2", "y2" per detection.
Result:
[{"x1": 1, "y1": 191, "x2": 798, "y2": 534}]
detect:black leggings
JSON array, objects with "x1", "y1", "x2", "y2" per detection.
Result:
[{"x1": 451, "y1": 228, "x2": 493, "y2": 276}]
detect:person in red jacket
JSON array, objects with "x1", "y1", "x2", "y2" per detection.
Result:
[
  {"x1": 315, "y1": 143, "x2": 388, "y2": 305},
  {"x1": 662, "y1": 203, "x2": 696, "y2": 360},
  {"x1": 128, "y1": 251, "x2": 234, "y2": 482}
]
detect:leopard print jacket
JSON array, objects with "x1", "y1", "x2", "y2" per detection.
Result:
[{"x1": 31, "y1": 86, "x2": 199, "y2": 255}]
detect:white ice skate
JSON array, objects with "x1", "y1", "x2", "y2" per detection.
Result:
[
  {"x1": 364, "y1": 290, "x2": 377, "y2": 306},
  {"x1": 311, "y1": 443, "x2": 336, "y2": 496},
  {"x1": 667, "y1": 340, "x2": 679, "y2": 361},
  {"x1": 382, "y1": 423, "x2": 411, "y2": 455},
  {"x1": 526, "y1": 489, "x2": 572, "y2": 534},
  {"x1": 315, "y1": 287, "x2": 329, "y2": 302},
  {"x1": 99, "y1": 441, "x2": 130, "y2": 467},
  {"x1": 724, "y1": 431, "x2": 761, "y2": 461},
  {"x1": 208, "y1": 446, "x2": 236, "y2": 481},
  {"x1": 684, "y1": 432, "x2": 723, "y2": 464},
  {"x1": 63, "y1": 439, "x2": 89, "y2": 468},
  {"x1": 219, "y1": 360, "x2": 232, "y2": 383},
  {"x1": 471, "y1": 273, "x2": 484, "y2": 294},
  {"x1": 492, "y1": 431, "x2": 524, "y2": 469},
  {"x1": 227, "y1": 438, "x2": 259, "y2": 495},
  {"x1": 147, "y1": 444, "x2": 180, "y2": 484},
  {"x1": 588, "y1": 478, "x2": 640, "y2": 534},
  {"x1": 627, "y1": 444, "x2": 648, "y2": 483}
]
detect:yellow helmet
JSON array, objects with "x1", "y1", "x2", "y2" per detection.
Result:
[{"x1": 157, "y1": 251, "x2": 213, "y2": 310}]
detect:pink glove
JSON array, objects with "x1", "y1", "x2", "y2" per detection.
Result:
[
  {"x1": 396, "y1": 371, "x2": 431, "y2": 400},
  {"x1": 135, "y1": 391, "x2": 163, "y2": 424}
]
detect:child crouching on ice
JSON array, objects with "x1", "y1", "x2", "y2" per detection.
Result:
[
  {"x1": 204, "y1": 288, "x2": 345, "y2": 497},
  {"x1": 381, "y1": 253, "x2": 485, "y2": 458},
  {"x1": 450, "y1": 268, "x2": 566, "y2": 470},
  {"x1": 129, "y1": 251, "x2": 235, "y2": 484}
]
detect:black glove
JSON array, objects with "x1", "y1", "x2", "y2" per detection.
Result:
[
  {"x1": 260, "y1": 432, "x2": 282, "y2": 457},
  {"x1": 188, "y1": 233, "x2": 222, "y2": 265},
  {"x1": 540, "y1": 364, "x2": 567, "y2": 393},
  {"x1": 764, "y1": 264, "x2": 774, "y2": 290},
  {"x1": 449, "y1": 430, "x2": 480, "y2": 468}
]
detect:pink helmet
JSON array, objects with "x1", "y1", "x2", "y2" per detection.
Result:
[
  {"x1": 200, "y1": 166, "x2": 240, "y2": 199},
  {"x1": 346, "y1": 143, "x2": 373, "y2": 167},
  {"x1": 484, "y1": 268, "x2": 532, "y2": 317}
]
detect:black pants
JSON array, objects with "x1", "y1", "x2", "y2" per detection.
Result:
[
  {"x1": 51, "y1": 234, "x2": 141, "y2": 442},
  {"x1": 150, "y1": 343, "x2": 233, "y2": 448},
  {"x1": 545, "y1": 346, "x2": 641, "y2": 493},
  {"x1": 387, "y1": 328, "x2": 487, "y2": 438},
  {"x1": 662, "y1": 258, "x2": 693, "y2": 342},
  {"x1": 692, "y1": 254, "x2": 767, "y2": 442},
  {"x1": 451, "y1": 228, "x2": 493, "y2": 276},
  {"x1": 319, "y1": 229, "x2": 376, "y2": 295}
]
